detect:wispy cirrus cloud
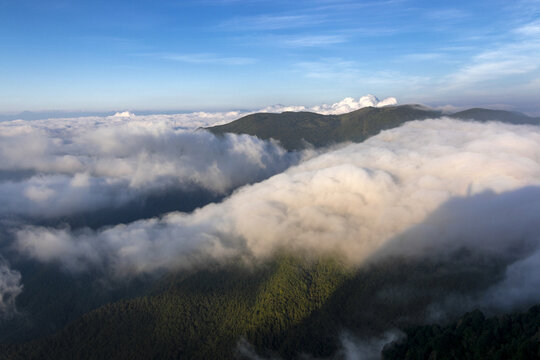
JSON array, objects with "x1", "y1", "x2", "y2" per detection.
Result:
[
  {"x1": 447, "y1": 57, "x2": 537, "y2": 87},
  {"x1": 306, "y1": 0, "x2": 409, "y2": 13},
  {"x1": 515, "y1": 20, "x2": 540, "y2": 35},
  {"x1": 444, "y1": 20, "x2": 540, "y2": 89},
  {"x1": 134, "y1": 52, "x2": 256, "y2": 66},
  {"x1": 400, "y1": 52, "x2": 444, "y2": 61},
  {"x1": 294, "y1": 58, "x2": 359, "y2": 79},
  {"x1": 293, "y1": 58, "x2": 430, "y2": 90},
  {"x1": 163, "y1": 53, "x2": 256, "y2": 65},
  {"x1": 503, "y1": 0, "x2": 540, "y2": 19},
  {"x1": 235, "y1": 33, "x2": 348, "y2": 48},
  {"x1": 424, "y1": 8, "x2": 470, "y2": 21},
  {"x1": 274, "y1": 34, "x2": 347, "y2": 47},
  {"x1": 218, "y1": 14, "x2": 326, "y2": 31}
]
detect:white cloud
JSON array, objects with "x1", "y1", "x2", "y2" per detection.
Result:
[
  {"x1": 515, "y1": 20, "x2": 540, "y2": 36},
  {"x1": 424, "y1": 8, "x2": 470, "y2": 21},
  {"x1": 444, "y1": 20, "x2": 540, "y2": 90},
  {"x1": 309, "y1": 94, "x2": 397, "y2": 114},
  {"x1": 278, "y1": 34, "x2": 347, "y2": 47},
  {"x1": 401, "y1": 52, "x2": 443, "y2": 61},
  {"x1": 294, "y1": 58, "x2": 359, "y2": 80},
  {"x1": 15, "y1": 119, "x2": 540, "y2": 290},
  {"x1": 112, "y1": 111, "x2": 134, "y2": 118},
  {"x1": 0, "y1": 115, "x2": 305, "y2": 219},
  {"x1": 0, "y1": 95, "x2": 400, "y2": 219},
  {"x1": 163, "y1": 53, "x2": 256, "y2": 65},
  {"x1": 219, "y1": 14, "x2": 325, "y2": 31},
  {"x1": 261, "y1": 94, "x2": 397, "y2": 115}
]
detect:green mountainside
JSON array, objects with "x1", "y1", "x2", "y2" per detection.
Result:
[
  {"x1": 451, "y1": 108, "x2": 539, "y2": 125},
  {"x1": 208, "y1": 105, "x2": 441, "y2": 150},
  {"x1": 1, "y1": 255, "x2": 350, "y2": 360},
  {"x1": 1, "y1": 251, "x2": 519, "y2": 359},
  {"x1": 207, "y1": 105, "x2": 540, "y2": 150}
]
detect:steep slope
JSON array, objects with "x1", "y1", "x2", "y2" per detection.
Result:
[
  {"x1": 0, "y1": 255, "x2": 350, "y2": 360},
  {"x1": 207, "y1": 105, "x2": 539, "y2": 151}
]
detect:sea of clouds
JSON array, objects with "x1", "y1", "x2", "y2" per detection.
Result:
[
  {"x1": 12, "y1": 119, "x2": 540, "y2": 305},
  {"x1": 0, "y1": 114, "x2": 305, "y2": 220},
  {"x1": 0, "y1": 95, "x2": 397, "y2": 222},
  {"x1": 2, "y1": 95, "x2": 540, "y2": 349},
  {"x1": 0, "y1": 95, "x2": 395, "y2": 317}
]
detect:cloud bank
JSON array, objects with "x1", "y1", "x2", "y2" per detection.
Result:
[
  {"x1": 0, "y1": 94, "x2": 396, "y2": 220},
  {"x1": 15, "y1": 119, "x2": 540, "y2": 297},
  {"x1": 0, "y1": 115, "x2": 304, "y2": 219}
]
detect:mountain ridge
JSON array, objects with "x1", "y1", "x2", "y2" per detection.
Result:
[{"x1": 207, "y1": 105, "x2": 540, "y2": 151}]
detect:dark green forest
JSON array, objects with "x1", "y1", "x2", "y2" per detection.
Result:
[
  {"x1": 382, "y1": 307, "x2": 540, "y2": 360},
  {"x1": 208, "y1": 106, "x2": 540, "y2": 151},
  {"x1": 3, "y1": 250, "x2": 535, "y2": 359}
]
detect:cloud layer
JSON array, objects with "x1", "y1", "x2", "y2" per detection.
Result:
[
  {"x1": 0, "y1": 114, "x2": 304, "y2": 219},
  {"x1": 15, "y1": 119, "x2": 540, "y2": 299},
  {"x1": 0, "y1": 94, "x2": 396, "y2": 220}
]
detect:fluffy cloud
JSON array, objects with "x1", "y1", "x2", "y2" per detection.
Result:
[
  {"x1": 0, "y1": 95, "x2": 397, "y2": 220},
  {"x1": 0, "y1": 115, "x2": 305, "y2": 219},
  {"x1": 260, "y1": 94, "x2": 397, "y2": 115},
  {"x1": 15, "y1": 119, "x2": 540, "y2": 291},
  {"x1": 438, "y1": 20, "x2": 540, "y2": 104}
]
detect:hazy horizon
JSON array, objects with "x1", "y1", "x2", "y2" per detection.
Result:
[{"x1": 1, "y1": 94, "x2": 540, "y2": 122}]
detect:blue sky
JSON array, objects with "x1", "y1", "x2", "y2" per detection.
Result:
[{"x1": 1, "y1": 0, "x2": 539, "y2": 114}]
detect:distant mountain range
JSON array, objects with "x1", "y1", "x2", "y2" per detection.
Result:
[{"x1": 208, "y1": 105, "x2": 540, "y2": 151}]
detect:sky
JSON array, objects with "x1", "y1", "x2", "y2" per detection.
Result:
[{"x1": 1, "y1": 0, "x2": 539, "y2": 114}]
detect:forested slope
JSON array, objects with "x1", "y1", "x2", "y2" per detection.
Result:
[
  {"x1": 208, "y1": 106, "x2": 540, "y2": 151},
  {"x1": 1, "y1": 252, "x2": 516, "y2": 359}
]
